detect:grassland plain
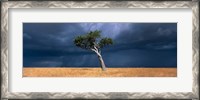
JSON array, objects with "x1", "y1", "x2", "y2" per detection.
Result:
[{"x1": 23, "y1": 68, "x2": 177, "y2": 77}]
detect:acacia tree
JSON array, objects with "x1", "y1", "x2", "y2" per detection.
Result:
[{"x1": 74, "y1": 30, "x2": 113, "y2": 71}]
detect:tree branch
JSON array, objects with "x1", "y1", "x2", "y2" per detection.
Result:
[
  {"x1": 94, "y1": 46, "x2": 98, "y2": 52},
  {"x1": 91, "y1": 48, "x2": 101, "y2": 57},
  {"x1": 99, "y1": 49, "x2": 101, "y2": 54},
  {"x1": 91, "y1": 48, "x2": 96, "y2": 52}
]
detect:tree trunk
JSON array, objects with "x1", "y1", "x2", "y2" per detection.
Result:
[
  {"x1": 91, "y1": 47, "x2": 106, "y2": 71},
  {"x1": 97, "y1": 54, "x2": 106, "y2": 71}
]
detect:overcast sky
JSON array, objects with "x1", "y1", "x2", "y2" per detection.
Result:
[{"x1": 23, "y1": 23, "x2": 177, "y2": 68}]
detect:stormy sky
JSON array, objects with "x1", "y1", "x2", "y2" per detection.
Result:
[{"x1": 23, "y1": 23, "x2": 177, "y2": 68}]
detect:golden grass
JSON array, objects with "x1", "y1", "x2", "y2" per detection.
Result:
[{"x1": 23, "y1": 68, "x2": 177, "y2": 77}]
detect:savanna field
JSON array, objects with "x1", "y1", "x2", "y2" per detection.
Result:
[{"x1": 23, "y1": 68, "x2": 177, "y2": 77}]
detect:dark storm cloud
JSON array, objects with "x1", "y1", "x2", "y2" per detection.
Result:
[
  {"x1": 23, "y1": 23, "x2": 85, "y2": 48},
  {"x1": 23, "y1": 23, "x2": 177, "y2": 67},
  {"x1": 114, "y1": 23, "x2": 177, "y2": 50}
]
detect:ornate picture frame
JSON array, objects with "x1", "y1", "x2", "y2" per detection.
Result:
[{"x1": 1, "y1": 1, "x2": 199, "y2": 99}]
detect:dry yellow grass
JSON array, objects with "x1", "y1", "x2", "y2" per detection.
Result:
[{"x1": 23, "y1": 68, "x2": 177, "y2": 77}]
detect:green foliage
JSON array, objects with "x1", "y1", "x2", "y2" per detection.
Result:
[
  {"x1": 99, "y1": 38, "x2": 113, "y2": 48},
  {"x1": 74, "y1": 30, "x2": 113, "y2": 50}
]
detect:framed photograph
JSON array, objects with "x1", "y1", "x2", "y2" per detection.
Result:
[{"x1": 1, "y1": 1, "x2": 199, "y2": 99}]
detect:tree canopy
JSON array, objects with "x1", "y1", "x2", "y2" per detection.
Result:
[{"x1": 74, "y1": 30, "x2": 113, "y2": 50}]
